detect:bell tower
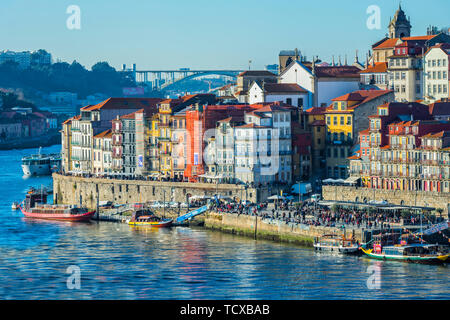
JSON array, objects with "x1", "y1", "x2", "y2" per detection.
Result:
[{"x1": 388, "y1": 4, "x2": 411, "y2": 38}]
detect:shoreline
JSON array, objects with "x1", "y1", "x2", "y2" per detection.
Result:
[{"x1": 0, "y1": 131, "x2": 60, "y2": 151}]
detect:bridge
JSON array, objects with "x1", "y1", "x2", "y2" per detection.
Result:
[{"x1": 130, "y1": 69, "x2": 244, "y2": 91}]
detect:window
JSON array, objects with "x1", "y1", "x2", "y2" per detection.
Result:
[
  {"x1": 297, "y1": 98, "x2": 303, "y2": 107},
  {"x1": 347, "y1": 116, "x2": 351, "y2": 125}
]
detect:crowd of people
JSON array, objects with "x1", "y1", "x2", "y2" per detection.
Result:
[{"x1": 211, "y1": 199, "x2": 440, "y2": 230}]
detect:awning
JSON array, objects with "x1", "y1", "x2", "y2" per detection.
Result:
[{"x1": 344, "y1": 176, "x2": 360, "y2": 184}]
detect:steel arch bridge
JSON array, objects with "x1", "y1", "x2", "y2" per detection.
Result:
[{"x1": 133, "y1": 69, "x2": 244, "y2": 90}]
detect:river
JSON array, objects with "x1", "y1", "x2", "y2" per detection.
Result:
[{"x1": 0, "y1": 145, "x2": 448, "y2": 299}]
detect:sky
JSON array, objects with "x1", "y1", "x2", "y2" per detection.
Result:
[{"x1": 0, "y1": 0, "x2": 449, "y2": 71}]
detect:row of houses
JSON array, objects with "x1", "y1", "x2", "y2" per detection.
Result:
[
  {"x1": 348, "y1": 100, "x2": 450, "y2": 194},
  {"x1": 61, "y1": 95, "x2": 314, "y2": 185}
]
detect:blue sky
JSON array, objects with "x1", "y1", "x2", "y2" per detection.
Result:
[{"x1": 0, "y1": 0, "x2": 449, "y2": 70}]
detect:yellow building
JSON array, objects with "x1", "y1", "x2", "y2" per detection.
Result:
[
  {"x1": 325, "y1": 90, "x2": 395, "y2": 178},
  {"x1": 148, "y1": 113, "x2": 160, "y2": 178}
]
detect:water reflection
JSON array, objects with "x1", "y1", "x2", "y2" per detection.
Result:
[{"x1": 0, "y1": 146, "x2": 448, "y2": 299}]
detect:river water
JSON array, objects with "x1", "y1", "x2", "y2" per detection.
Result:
[{"x1": 0, "y1": 145, "x2": 448, "y2": 300}]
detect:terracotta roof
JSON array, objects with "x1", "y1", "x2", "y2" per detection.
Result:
[
  {"x1": 421, "y1": 131, "x2": 450, "y2": 139},
  {"x1": 314, "y1": 66, "x2": 360, "y2": 78},
  {"x1": 373, "y1": 35, "x2": 436, "y2": 50},
  {"x1": 235, "y1": 123, "x2": 270, "y2": 129},
  {"x1": 81, "y1": 98, "x2": 163, "y2": 112},
  {"x1": 120, "y1": 111, "x2": 137, "y2": 120},
  {"x1": 261, "y1": 83, "x2": 308, "y2": 94},
  {"x1": 238, "y1": 70, "x2": 276, "y2": 77},
  {"x1": 305, "y1": 107, "x2": 327, "y2": 115},
  {"x1": 332, "y1": 92, "x2": 365, "y2": 102},
  {"x1": 429, "y1": 101, "x2": 450, "y2": 116},
  {"x1": 218, "y1": 115, "x2": 244, "y2": 123},
  {"x1": 348, "y1": 154, "x2": 361, "y2": 160},
  {"x1": 94, "y1": 129, "x2": 112, "y2": 138},
  {"x1": 359, "y1": 62, "x2": 388, "y2": 74},
  {"x1": 327, "y1": 90, "x2": 393, "y2": 110},
  {"x1": 359, "y1": 129, "x2": 370, "y2": 135}
]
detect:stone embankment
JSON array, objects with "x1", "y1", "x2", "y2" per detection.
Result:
[
  {"x1": 322, "y1": 185, "x2": 450, "y2": 216},
  {"x1": 203, "y1": 212, "x2": 363, "y2": 247},
  {"x1": 53, "y1": 173, "x2": 287, "y2": 208}
]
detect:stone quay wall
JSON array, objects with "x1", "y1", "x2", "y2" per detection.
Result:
[
  {"x1": 52, "y1": 174, "x2": 286, "y2": 210},
  {"x1": 322, "y1": 185, "x2": 450, "y2": 217},
  {"x1": 204, "y1": 212, "x2": 363, "y2": 247}
]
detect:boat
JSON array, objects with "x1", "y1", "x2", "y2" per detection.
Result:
[
  {"x1": 313, "y1": 234, "x2": 361, "y2": 255},
  {"x1": 20, "y1": 188, "x2": 95, "y2": 222},
  {"x1": 361, "y1": 233, "x2": 449, "y2": 264},
  {"x1": 128, "y1": 204, "x2": 173, "y2": 227},
  {"x1": 21, "y1": 147, "x2": 61, "y2": 176},
  {"x1": 11, "y1": 201, "x2": 19, "y2": 210}
]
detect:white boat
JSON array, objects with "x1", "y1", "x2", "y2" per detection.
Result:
[
  {"x1": 11, "y1": 201, "x2": 19, "y2": 210},
  {"x1": 21, "y1": 147, "x2": 61, "y2": 176},
  {"x1": 314, "y1": 234, "x2": 361, "y2": 255}
]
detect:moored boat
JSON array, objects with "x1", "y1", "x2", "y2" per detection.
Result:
[
  {"x1": 128, "y1": 205, "x2": 173, "y2": 227},
  {"x1": 11, "y1": 201, "x2": 19, "y2": 210},
  {"x1": 20, "y1": 188, "x2": 95, "y2": 222},
  {"x1": 314, "y1": 234, "x2": 360, "y2": 255},
  {"x1": 361, "y1": 233, "x2": 449, "y2": 264},
  {"x1": 21, "y1": 147, "x2": 61, "y2": 176}
]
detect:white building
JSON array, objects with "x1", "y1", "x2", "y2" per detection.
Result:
[
  {"x1": 247, "y1": 82, "x2": 310, "y2": 108},
  {"x1": 278, "y1": 60, "x2": 361, "y2": 107},
  {"x1": 233, "y1": 104, "x2": 292, "y2": 184},
  {"x1": 0, "y1": 50, "x2": 31, "y2": 69},
  {"x1": 424, "y1": 43, "x2": 450, "y2": 103}
]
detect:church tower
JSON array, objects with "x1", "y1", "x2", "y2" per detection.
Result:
[{"x1": 388, "y1": 4, "x2": 411, "y2": 38}]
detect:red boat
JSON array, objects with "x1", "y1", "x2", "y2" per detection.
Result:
[{"x1": 20, "y1": 188, "x2": 95, "y2": 222}]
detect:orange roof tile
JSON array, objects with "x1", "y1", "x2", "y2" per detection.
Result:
[
  {"x1": 359, "y1": 62, "x2": 388, "y2": 74},
  {"x1": 94, "y1": 129, "x2": 112, "y2": 138}
]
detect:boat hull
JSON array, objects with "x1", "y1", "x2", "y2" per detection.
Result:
[
  {"x1": 22, "y1": 164, "x2": 51, "y2": 176},
  {"x1": 20, "y1": 207, "x2": 95, "y2": 222},
  {"x1": 361, "y1": 248, "x2": 449, "y2": 264},
  {"x1": 128, "y1": 219, "x2": 173, "y2": 228}
]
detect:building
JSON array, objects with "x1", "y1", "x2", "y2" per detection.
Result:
[
  {"x1": 234, "y1": 71, "x2": 277, "y2": 103},
  {"x1": 279, "y1": 49, "x2": 301, "y2": 74},
  {"x1": 61, "y1": 116, "x2": 76, "y2": 173},
  {"x1": 305, "y1": 106, "x2": 327, "y2": 174},
  {"x1": 387, "y1": 40, "x2": 426, "y2": 102},
  {"x1": 247, "y1": 82, "x2": 310, "y2": 108},
  {"x1": 121, "y1": 111, "x2": 138, "y2": 176},
  {"x1": 388, "y1": 4, "x2": 411, "y2": 39},
  {"x1": 234, "y1": 104, "x2": 294, "y2": 184},
  {"x1": 0, "y1": 50, "x2": 31, "y2": 69},
  {"x1": 111, "y1": 117, "x2": 123, "y2": 174},
  {"x1": 171, "y1": 108, "x2": 188, "y2": 181},
  {"x1": 93, "y1": 129, "x2": 112, "y2": 175},
  {"x1": 424, "y1": 43, "x2": 450, "y2": 102},
  {"x1": 428, "y1": 99, "x2": 450, "y2": 121},
  {"x1": 278, "y1": 60, "x2": 361, "y2": 107},
  {"x1": 211, "y1": 116, "x2": 245, "y2": 183},
  {"x1": 62, "y1": 97, "x2": 163, "y2": 174},
  {"x1": 325, "y1": 90, "x2": 395, "y2": 179},
  {"x1": 359, "y1": 62, "x2": 389, "y2": 90},
  {"x1": 351, "y1": 120, "x2": 450, "y2": 194}
]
